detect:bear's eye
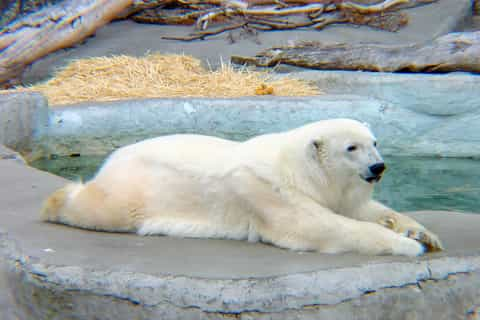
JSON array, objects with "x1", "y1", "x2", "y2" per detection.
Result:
[
  {"x1": 373, "y1": 141, "x2": 377, "y2": 147},
  {"x1": 347, "y1": 145, "x2": 357, "y2": 152}
]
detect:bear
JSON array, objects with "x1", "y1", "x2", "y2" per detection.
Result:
[{"x1": 41, "y1": 119, "x2": 443, "y2": 256}]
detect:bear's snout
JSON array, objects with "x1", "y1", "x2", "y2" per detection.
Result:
[{"x1": 369, "y1": 163, "x2": 386, "y2": 176}]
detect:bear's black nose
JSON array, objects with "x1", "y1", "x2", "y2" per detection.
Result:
[{"x1": 369, "y1": 163, "x2": 386, "y2": 176}]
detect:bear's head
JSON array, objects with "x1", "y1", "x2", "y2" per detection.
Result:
[{"x1": 305, "y1": 119, "x2": 385, "y2": 187}]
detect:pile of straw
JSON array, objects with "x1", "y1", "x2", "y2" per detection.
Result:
[{"x1": 9, "y1": 54, "x2": 319, "y2": 106}]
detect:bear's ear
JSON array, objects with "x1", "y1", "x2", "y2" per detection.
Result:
[
  {"x1": 312, "y1": 139, "x2": 324, "y2": 151},
  {"x1": 311, "y1": 139, "x2": 327, "y2": 161}
]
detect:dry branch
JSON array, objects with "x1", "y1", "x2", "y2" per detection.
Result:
[
  {"x1": 191, "y1": 3, "x2": 326, "y2": 29},
  {"x1": 0, "y1": 0, "x2": 133, "y2": 88},
  {"x1": 131, "y1": 8, "x2": 212, "y2": 25},
  {"x1": 231, "y1": 31, "x2": 480, "y2": 73},
  {"x1": 246, "y1": 13, "x2": 345, "y2": 30},
  {"x1": 236, "y1": 3, "x2": 325, "y2": 16},
  {"x1": 341, "y1": 10, "x2": 408, "y2": 31},
  {"x1": 162, "y1": 21, "x2": 248, "y2": 40},
  {"x1": 338, "y1": 0, "x2": 409, "y2": 14},
  {"x1": 246, "y1": 17, "x2": 317, "y2": 29},
  {"x1": 134, "y1": 0, "x2": 437, "y2": 41}
]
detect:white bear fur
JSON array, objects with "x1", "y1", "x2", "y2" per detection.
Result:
[{"x1": 42, "y1": 119, "x2": 442, "y2": 256}]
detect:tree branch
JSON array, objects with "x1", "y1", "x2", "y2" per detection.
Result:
[
  {"x1": 161, "y1": 21, "x2": 248, "y2": 40},
  {"x1": 0, "y1": 0, "x2": 133, "y2": 88},
  {"x1": 231, "y1": 31, "x2": 480, "y2": 73}
]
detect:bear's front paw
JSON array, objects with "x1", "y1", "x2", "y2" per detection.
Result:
[
  {"x1": 405, "y1": 228, "x2": 444, "y2": 252},
  {"x1": 393, "y1": 236, "x2": 425, "y2": 257},
  {"x1": 377, "y1": 216, "x2": 444, "y2": 253}
]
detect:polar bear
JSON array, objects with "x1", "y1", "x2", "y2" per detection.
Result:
[{"x1": 42, "y1": 119, "x2": 443, "y2": 256}]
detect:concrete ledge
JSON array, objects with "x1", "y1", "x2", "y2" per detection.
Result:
[
  {"x1": 0, "y1": 145, "x2": 26, "y2": 164},
  {"x1": 39, "y1": 95, "x2": 391, "y2": 157},
  {"x1": 286, "y1": 71, "x2": 480, "y2": 116},
  {"x1": 41, "y1": 87, "x2": 480, "y2": 158},
  {"x1": 1, "y1": 159, "x2": 480, "y2": 319},
  {"x1": 0, "y1": 93, "x2": 48, "y2": 157}
]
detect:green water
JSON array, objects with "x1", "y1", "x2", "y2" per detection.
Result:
[{"x1": 31, "y1": 156, "x2": 480, "y2": 213}]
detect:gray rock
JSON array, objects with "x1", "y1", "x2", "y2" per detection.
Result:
[
  {"x1": 0, "y1": 92, "x2": 49, "y2": 157},
  {"x1": 0, "y1": 145, "x2": 26, "y2": 164},
  {"x1": 1, "y1": 159, "x2": 480, "y2": 319},
  {"x1": 241, "y1": 272, "x2": 480, "y2": 320}
]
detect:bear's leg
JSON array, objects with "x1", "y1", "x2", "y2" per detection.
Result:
[
  {"x1": 137, "y1": 216, "x2": 249, "y2": 240},
  {"x1": 255, "y1": 209, "x2": 425, "y2": 256},
  {"x1": 230, "y1": 168, "x2": 424, "y2": 256},
  {"x1": 353, "y1": 200, "x2": 443, "y2": 252},
  {"x1": 42, "y1": 181, "x2": 141, "y2": 232}
]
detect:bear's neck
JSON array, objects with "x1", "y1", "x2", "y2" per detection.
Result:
[
  {"x1": 334, "y1": 179, "x2": 374, "y2": 216},
  {"x1": 313, "y1": 173, "x2": 374, "y2": 215},
  {"x1": 282, "y1": 160, "x2": 373, "y2": 215}
]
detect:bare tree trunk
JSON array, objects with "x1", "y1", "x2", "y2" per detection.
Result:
[
  {"x1": 0, "y1": 0, "x2": 133, "y2": 88},
  {"x1": 231, "y1": 31, "x2": 480, "y2": 73},
  {"x1": 0, "y1": 0, "x2": 66, "y2": 28}
]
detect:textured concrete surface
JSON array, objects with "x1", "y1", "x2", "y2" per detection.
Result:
[
  {"x1": 0, "y1": 144, "x2": 26, "y2": 164},
  {"x1": 2, "y1": 86, "x2": 480, "y2": 159},
  {"x1": 21, "y1": 0, "x2": 472, "y2": 84},
  {"x1": 0, "y1": 259, "x2": 17, "y2": 320},
  {"x1": 0, "y1": 154, "x2": 480, "y2": 319},
  {"x1": 0, "y1": 92, "x2": 48, "y2": 155},
  {"x1": 38, "y1": 95, "x2": 391, "y2": 157},
  {"x1": 286, "y1": 71, "x2": 480, "y2": 116},
  {"x1": 36, "y1": 86, "x2": 480, "y2": 158}
]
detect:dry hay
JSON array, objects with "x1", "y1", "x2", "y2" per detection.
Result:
[{"x1": 5, "y1": 54, "x2": 319, "y2": 106}]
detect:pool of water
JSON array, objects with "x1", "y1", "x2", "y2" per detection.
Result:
[{"x1": 31, "y1": 155, "x2": 480, "y2": 213}]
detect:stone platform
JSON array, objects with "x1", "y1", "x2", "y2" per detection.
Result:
[{"x1": 0, "y1": 157, "x2": 480, "y2": 319}]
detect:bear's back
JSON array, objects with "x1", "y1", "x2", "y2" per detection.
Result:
[{"x1": 98, "y1": 134, "x2": 240, "y2": 177}]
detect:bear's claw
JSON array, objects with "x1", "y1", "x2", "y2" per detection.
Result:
[
  {"x1": 405, "y1": 229, "x2": 444, "y2": 252},
  {"x1": 377, "y1": 215, "x2": 444, "y2": 253}
]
